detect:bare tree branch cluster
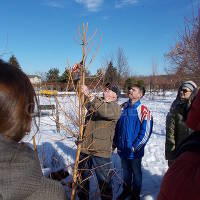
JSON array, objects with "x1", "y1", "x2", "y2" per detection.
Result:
[{"x1": 166, "y1": 9, "x2": 200, "y2": 85}]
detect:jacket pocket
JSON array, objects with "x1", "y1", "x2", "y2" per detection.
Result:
[{"x1": 92, "y1": 134, "x2": 111, "y2": 153}]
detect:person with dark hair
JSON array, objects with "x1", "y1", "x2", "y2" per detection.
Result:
[
  {"x1": 165, "y1": 81, "x2": 197, "y2": 166},
  {"x1": 158, "y1": 89, "x2": 200, "y2": 200},
  {"x1": 77, "y1": 83, "x2": 121, "y2": 200},
  {"x1": 113, "y1": 84, "x2": 153, "y2": 200},
  {"x1": 0, "y1": 60, "x2": 67, "y2": 200}
]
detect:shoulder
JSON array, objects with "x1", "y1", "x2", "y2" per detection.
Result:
[
  {"x1": 28, "y1": 177, "x2": 68, "y2": 200},
  {"x1": 140, "y1": 104, "x2": 150, "y2": 113},
  {"x1": 137, "y1": 104, "x2": 152, "y2": 121},
  {"x1": 0, "y1": 137, "x2": 37, "y2": 163},
  {"x1": 112, "y1": 101, "x2": 121, "y2": 108}
]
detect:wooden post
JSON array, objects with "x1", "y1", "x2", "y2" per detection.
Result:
[
  {"x1": 71, "y1": 22, "x2": 87, "y2": 200},
  {"x1": 33, "y1": 135, "x2": 37, "y2": 152},
  {"x1": 56, "y1": 100, "x2": 60, "y2": 133}
]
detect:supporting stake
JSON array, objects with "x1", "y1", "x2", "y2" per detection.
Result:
[{"x1": 71, "y1": 22, "x2": 87, "y2": 200}]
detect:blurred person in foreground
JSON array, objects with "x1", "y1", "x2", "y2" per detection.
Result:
[
  {"x1": 158, "y1": 88, "x2": 200, "y2": 200},
  {"x1": 0, "y1": 60, "x2": 67, "y2": 200},
  {"x1": 113, "y1": 84, "x2": 153, "y2": 200},
  {"x1": 165, "y1": 81, "x2": 197, "y2": 166},
  {"x1": 77, "y1": 83, "x2": 121, "y2": 200}
]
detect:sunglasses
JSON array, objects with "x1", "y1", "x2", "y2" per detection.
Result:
[{"x1": 181, "y1": 89, "x2": 191, "y2": 94}]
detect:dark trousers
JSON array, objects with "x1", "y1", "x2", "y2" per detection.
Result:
[
  {"x1": 78, "y1": 153, "x2": 113, "y2": 200},
  {"x1": 121, "y1": 157, "x2": 142, "y2": 199}
]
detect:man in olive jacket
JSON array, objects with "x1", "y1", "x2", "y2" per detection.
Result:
[
  {"x1": 165, "y1": 81, "x2": 197, "y2": 166},
  {"x1": 78, "y1": 84, "x2": 121, "y2": 200}
]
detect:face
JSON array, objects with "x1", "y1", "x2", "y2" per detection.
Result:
[
  {"x1": 128, "y1": 86, "x2": 142, "y2": 101},
  {"x1": 180, "y1": 88, "x2": 192, "y2": 100},
  {"x1": 103, "y1": 88, "x2": 117, "y2": 102}
]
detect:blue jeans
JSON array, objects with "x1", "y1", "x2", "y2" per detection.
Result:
[
  {"x1": 121, "y1": 157, "x2": 142, "y2": 196},
  {"x1": 78, "y1": 153, "x2": 113, "y2": 200}
]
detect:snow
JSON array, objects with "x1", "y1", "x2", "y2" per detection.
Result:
[{"x1": 23, "y1": 91, "x2": 177, "y2": 200}]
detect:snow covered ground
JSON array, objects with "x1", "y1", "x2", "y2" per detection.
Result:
[{"x1": 23, "y1": 91, "x2": 177, "y2": 200}]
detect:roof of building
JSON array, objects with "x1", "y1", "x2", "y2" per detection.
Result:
[{"x1": 28, "y1": 75, "x2": 41, "y2": 79}]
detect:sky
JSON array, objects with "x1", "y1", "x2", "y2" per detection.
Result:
[{"x1": 0, "y1": 0, "x2": 199, "y2": 76}]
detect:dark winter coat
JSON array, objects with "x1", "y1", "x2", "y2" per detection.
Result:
[
  {"x1": 165, "y1": 88, "x2": 199, "y2": 160},
  {"x1": 165, "y1": 100, "x2": 192, "y2": 160},
  {"x1": 81, "y1": 96, "x2": 121, "y2": 158},
  {"x1": 0, "y1": 135, "x2": 67, "y2": 200},
  {"x1": 158, "y1": 132, "x2": 200, "y2": 200},
  {"x1": 187, "y1": 89, "x2": 200, "y2": 131}
]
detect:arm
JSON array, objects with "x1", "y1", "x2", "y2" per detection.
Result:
[
  {"x1": 95, "y1": 101, "x2": 121, "y2": 121},
  {"x1": 112, "y1": 120, "x2": 120, "y2": 150},
  {"x1": 81, "y1": 85, "x2": 121, "y2": 120},
  {"x1": 132, "y1": 111, "x2": 153, "y2": 151},
  {"x1": 85, "y1": 97, "x2": 121, "y2": 121},
  {"x1": 165, "y1": 112, "x2": 176, "y2": 160}
]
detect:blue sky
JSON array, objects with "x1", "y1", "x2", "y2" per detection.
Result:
[{"x1": 0, "y1": 0, "x2": 199, "y2": 76}]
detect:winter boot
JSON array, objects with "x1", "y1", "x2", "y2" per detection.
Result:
[
  {"x1": 117, "y1": 185, "x2": 132, "y2": 200},
  {"x1": 131, "y1": 189, "x2": 140, "y2": 200}
]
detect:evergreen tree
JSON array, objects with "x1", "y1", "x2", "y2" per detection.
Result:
[
  {"x1": 60, "y1": 68, "x2": 69, "y2": 82},
  {"x1": 47, "y1": 68, "x2": 60, "y2": 82},
  {"x1": 104, "y1": 61, "x2": 118, "y2": 85},
  {"x1": 9, "y1": 55, "x2": 21, "y2": 70}
]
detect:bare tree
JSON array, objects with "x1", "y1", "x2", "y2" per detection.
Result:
[
  {"x1": 116, "y1": 47, "x2": 130, "y2": 84},
  {"x1": 150, "y1": 60, "x2": 158, "y2": 95},
  {"x1": 166, "y1": 8, "x2": 200, "y2": 84}
]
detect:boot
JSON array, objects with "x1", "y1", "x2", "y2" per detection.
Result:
[
  {"x1": 131, "y1": 190, "x2": 140, "y2": 200},
  {"x1": 117, "y1": 185, "x2": 132, "y2": 200}
]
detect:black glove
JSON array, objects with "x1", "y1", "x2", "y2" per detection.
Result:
[{"x1": 49, "y1": 169, "x2": 69, "y2": 181}]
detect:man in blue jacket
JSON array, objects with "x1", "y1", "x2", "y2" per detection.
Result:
[{"x1": 113, "y1": 84, "x2": 153, "y2": 200}]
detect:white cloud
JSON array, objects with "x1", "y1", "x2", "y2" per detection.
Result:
[
  {"x1": 115, "y1": 0, "x2": 138, "y2": 8},
  {"x1": 43, "y1": 0, "x2": 64, "y2": 8},
  {"x1": 75, "y1": 0, "x2": 103, "y2": 12}
]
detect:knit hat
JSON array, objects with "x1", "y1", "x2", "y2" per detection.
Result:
[
  {"x1": 181, "y1": 81, "x2": 197, "y2": 91},
  {"x1": 110, "y1": 85, "x2": 121, "y2": 98},
  {"x1": 105, "y1": 83, "x2": 121, "y2": 98},
  {"x1": 186, "y1": 89, "x2": 200, "y2": 131}
]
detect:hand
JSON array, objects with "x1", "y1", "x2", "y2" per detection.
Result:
[
  {"x1": 104, "y1": 96, "x2": 114, "y2": 102},
  {"x1": 81, "y1": 85, "x2": 90, "y2": 97},
  {"x1": 132, "y1": 146, "x2": 135, "y2": 152}
]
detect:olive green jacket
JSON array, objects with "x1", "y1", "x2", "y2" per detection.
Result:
[
  {"x1": 81, "y1": 96, "x2": 121, "y2": 158},
  {"x1": 165, "y1": 101, "x2": 192, "y2": 160}
]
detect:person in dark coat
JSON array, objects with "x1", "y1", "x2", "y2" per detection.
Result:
[
  {"x1": 165, "y1": 81, "x2": 197, "y2": 166},
  {"x1": 158, "y1": 89, "x2": 200, "y2": 200},
  {"x1": 0, "y1": 60, "x2": 67, "y2": 200}
]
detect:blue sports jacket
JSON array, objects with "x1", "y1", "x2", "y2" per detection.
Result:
[{"x1": 114, "y1": 99, "x2": 153, "y2": 159}]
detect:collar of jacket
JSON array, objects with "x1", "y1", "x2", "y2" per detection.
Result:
[{"x1": 125, "y1": 99, "x2": 141, "y2": 109}]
